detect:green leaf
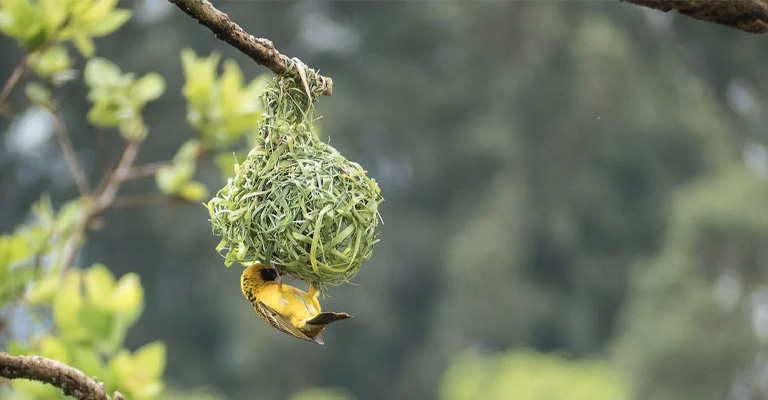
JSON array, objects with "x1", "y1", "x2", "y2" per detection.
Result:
[
  {"x1": 24, "y1": 82, "x2": 51, "y2": 104},
  {"x1": 84, "y1": 8, "x2": 130, "y2": 36},
  {"x1": 69, "y1": 344, "x2": 104, "y2": 378},
  {"x1": 32, "y1": 45, "x2": 73, "y2": 78},
  {"x1": 11, "y1": 378, "x2": 65, "y2": 398},
  {"x1": 174, "y1": 139, "x2": 201, "y2": 162},
  {"x1": 134, "y1": 341, "x2": 166, "y2": 379},
  {"x1": 53, "y1": 271, "x2": 86, "y2": 342},
  {"x1": 109, "y1": 272, "x2": 143, "y2": 316},
  {"x1": 155, "y1": 162, "x2": 194, "y2": 193},
  {"x1": 0, "y1": 266, "x2": 36, "y2": 305},
  {"x1": 84, "y1": 57, "x2": 121, "y2": 88},
  {"x1": 56, "y1": 198, "x2": 85, "y2": 232},
  {"x1": 84, "y1": 263, "x2": 116, "y2": 303},
  {"x1": 181, "y1": 48, "x2": 219, "y2": 103},
  {"x1": 79, "y1": 301, "x2": 114, "y2": 346},
  {"x1": 7, "y1": 340, "x2": 30, "y2": 356},
  {"x1": 109, "y1": 349, "x2": 134, "y2": 386},
  {"x1": 219, "y1": 60, "x2": 243, "y2": 114},
  {"x1": 27, "y1": 274, "x2": 59, "y2": 304},
  {"x1": 0, "y1": 0, "x2": 45, "y2": 49},
  {"x1": 118, "y1": 115, "x2": 148, "y2": 141},
  {"x1": 0, "y1": 232, "x2": 32, "y2": 272},
  {"x1": 73, "y1": 32, "x2": 95, "y2": 57},
  {"x1": 38, "y1": 335, "x2": 68, "y2": 363},
  {"x1": 79, "y1": 0, "x2": 119, "y2": 21},
  {"x1": 130, "y1": 73, "x2": 165, "y2": 103},
  {"x1": 180, "y1": 181, "x2": 209, "y2": 202}
]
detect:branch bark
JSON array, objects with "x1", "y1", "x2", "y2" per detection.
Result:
[
  {"x1": 168, "y1": 0, "x2": 333, "y2": 95},
  {"x1": 0, "y1": 352, "x2": 123, "y2": 400},
  {"x1": 51, "y1": 107, "x2": 92, "y2": 196},
  {"x1": 623, "y1": 0, "x2": 768, "y2": 33}
]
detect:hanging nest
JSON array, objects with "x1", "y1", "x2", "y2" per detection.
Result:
[{"x1": 207, "y1": 61, "x2": 383, "y2": 291}]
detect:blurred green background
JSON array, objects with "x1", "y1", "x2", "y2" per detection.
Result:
[{"x1": 3, "y1": 1, "x2": 768, "y2": 399}]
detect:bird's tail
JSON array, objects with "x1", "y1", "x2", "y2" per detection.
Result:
[{"x1": 306, "y1": 312, "x2": 353, "y2": 326}]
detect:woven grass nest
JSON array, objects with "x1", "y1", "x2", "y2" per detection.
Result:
[{"x1": 207, "y1": 64, "x2": 383, "y2": 290}]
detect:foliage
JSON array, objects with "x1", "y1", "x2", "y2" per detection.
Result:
[
  {"x1": 85, "y1": 57, "x2": 165, "y2": 141},
  {"x1": 155, "y1": 138, "x2": 208, "y2": 202},
  {"x1": 440, "y1": 350, "x2": 627, "y2": 400},
  {"x1": 5, "y1": 264, "x2": 163, "y2": 400},
  {"x1": 290, "y1": 387, "x2": 355, "y2": 400},
  {"x1": 0, "y1": 1, "x2": 227, "y2": 400},
  {"x1": 180, "y1": 48, "x2": 268, "y2": 151},
  {"x1": 0, "y1": 197, "x2": 82, "y2": 304},
  {"x1": 0, "y1": 0, "x2": 130, "y2": 55}
]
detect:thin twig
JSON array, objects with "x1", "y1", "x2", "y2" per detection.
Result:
[
  {"x1": 95, "y1": 129, "x2": 109, "y2": 172},
  {"x1": 0, "y1": 351, "x2": 123, "y2": 400},
  {"x1": 58, "y1": 141, "x2": 141, "y2": 273},
  {"x1": 93, "y1": 141, "x2": 140, "y2": 213},
  {"x1": 167, "y1": 0, "x2": 333, "y2": 95},
  {"x1": 50, "y1": 107, "x2": 91, "y2": 196},
  {"x1": 121, "y1": 161, "x2": 173, "y2": 181},
  {"x1": 0, "y1": 18, "x2": 72, "y2": 116},
  {"x1": 111, "y1": 193, "x2": 172, "y2": 209},
  {"x1": 0, "y1": 54, "x2": 33, "y2": 114}
]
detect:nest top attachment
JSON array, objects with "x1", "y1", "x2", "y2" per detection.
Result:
[{"x1": 207, "y1": 62, "x2": 383, "y2": 290}]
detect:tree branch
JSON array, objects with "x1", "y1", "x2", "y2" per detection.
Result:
[
  {"x1": 121, "y1": 160, "x2": 173, "y2": 181},
  {"x1": 167, "y1": 0, "x2": 333, "y2": 95},
  {"x1": 623, "y1": 0, "x2": 768, "y2": 33},
  {"x1": 0, "y1": 18, "x2": 72, "y2": 116},
  {"x1": 93, "y1": 141, "x2": 140, "y2": 213},
  {"x1": 0, "y1": 352, "x2": 123, "y2": 400},
  {"x1": 58, "y1": 141, "x2": 141, "y2": 273},
  {"x1": 111, "y1": 193, "x2": 187, "y2": 209},
  {"x1": 0, "y1": 54, "x2": 33, "y2": 115},
  {"x1": 51, "y1": 107, "x2": 92, "y2": 196}
]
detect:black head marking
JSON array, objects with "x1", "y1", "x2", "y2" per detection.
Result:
[{"x1": 259, "y1": 267, "x2": 278, "y2": 282}]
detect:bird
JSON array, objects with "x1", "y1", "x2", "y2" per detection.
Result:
[{"x1": 240, "y1": 262, "x2": 352, "y2": 344}]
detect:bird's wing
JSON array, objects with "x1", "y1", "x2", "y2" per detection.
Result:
[{"x1": 254, "y1": 299, "x2": 316, "y2": 343}]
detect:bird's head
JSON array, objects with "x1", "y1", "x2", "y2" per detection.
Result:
[{"x1": 243, "y1": 263, "x2": 279, "y2": 284}]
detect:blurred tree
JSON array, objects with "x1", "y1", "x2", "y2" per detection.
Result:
[
  {"x1": 440, "y1": 349, "x2": 627, "y2": 400},
  {"x1": 290, "y1": 387, "x2": 354, "y2": 400},
  {"x1": 432, "y1": 0, "x2": 736, "y2": 357},
  {"x1": 616, "y1": 166, "x2": 768, "y2": 400}
]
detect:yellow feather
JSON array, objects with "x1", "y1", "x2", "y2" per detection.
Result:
[{"x1": 241, "y1": 263, "x2": 352, "y2": 344}]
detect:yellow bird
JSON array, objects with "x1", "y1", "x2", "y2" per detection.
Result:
[{"x1": 240, "y1": 263, "x2": 352, "y2": 344}]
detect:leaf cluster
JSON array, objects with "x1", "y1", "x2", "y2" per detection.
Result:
[
  {"x1": 85, "y1": 58, "x2": 166, "y2": 142},
  {"x1": 181, "y1": 49, "x2": 268, "y2": 150},
  {"x1": 0, "y1": 199, "x2": 165, "y2": 400},
  {"x1": 0, "y1": 0, "x2": 129, "y2": 55}
]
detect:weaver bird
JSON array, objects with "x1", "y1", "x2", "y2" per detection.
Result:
[{"x1": 240, "y1": 263, "x2": 352, "y2": 344}]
